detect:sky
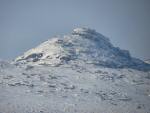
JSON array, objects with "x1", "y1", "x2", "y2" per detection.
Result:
[{"x1": 0, "y1": 0, "x2": 150, "y2": 60}]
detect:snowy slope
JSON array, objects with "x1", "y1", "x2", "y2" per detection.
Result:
[
  {"x1": 0, "y1": 63, "x2": 150, "y2": 113},
  {"x1": 0, "y1": 28, "x2": 150, "y2": 113}
]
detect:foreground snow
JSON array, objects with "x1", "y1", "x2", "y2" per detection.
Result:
[{"x1": 0, "y1": 63, "x2": 150, "y2": 113}]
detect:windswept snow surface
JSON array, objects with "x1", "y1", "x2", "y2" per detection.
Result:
[{"x1": 0, "y1": 28, "x2": 150, "y2": 113}]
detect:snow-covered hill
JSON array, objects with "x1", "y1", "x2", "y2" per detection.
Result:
[
  {"x1": 0, "y1": 28, "x2": 150, "y2": 113},
  {"x1": 15, "y1": 28, "x2": 150, "y2": 71}
]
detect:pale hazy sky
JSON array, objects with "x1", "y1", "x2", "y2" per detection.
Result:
[{"x1": 0, "y1": 0, "x2": 150, "y2": 60}]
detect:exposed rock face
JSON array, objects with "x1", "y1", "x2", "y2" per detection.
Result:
[{"x1": 15, "y1": 28, "x2": 150, "y2": 71}]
